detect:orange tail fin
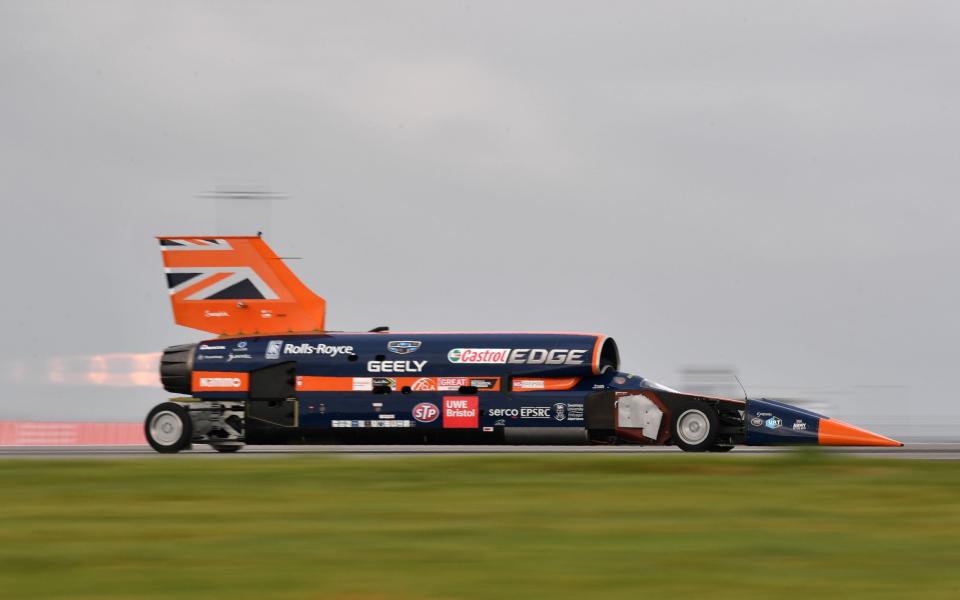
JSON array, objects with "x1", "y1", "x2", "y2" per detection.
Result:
[{"x1": 158, "y1": 236, "x2": 326, "y2": 335}]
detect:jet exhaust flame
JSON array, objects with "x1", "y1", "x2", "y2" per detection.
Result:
[{"x1": 3, "y1": 353, "x2": 161, "y2": 388}]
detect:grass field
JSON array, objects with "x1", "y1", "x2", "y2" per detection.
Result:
[{"x1": 1, "y1": 452, "x2": 958, "y2": 599}]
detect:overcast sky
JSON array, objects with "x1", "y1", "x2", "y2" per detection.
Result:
[{"x1": 1, "y1": 2, "x2": 957, "y2": 436}]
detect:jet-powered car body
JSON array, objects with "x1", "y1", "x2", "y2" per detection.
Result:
[{"x1": 147, "y1": 236, "x2": 901, "y2": 453}]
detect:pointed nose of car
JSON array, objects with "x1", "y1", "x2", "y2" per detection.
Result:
[
  {"x1": 745, "y1": 398, "x2": 903, "y2": 447},
  {"x1": 818, "y1": 418, "x2": 903, "y2": 447}
]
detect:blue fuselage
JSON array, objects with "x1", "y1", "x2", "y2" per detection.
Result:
[{"x1": 181, "y1": 332, "x2": 631, "y2": 440}]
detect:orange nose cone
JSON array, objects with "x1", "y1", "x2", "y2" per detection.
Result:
[{"x1": 818, "y1": 418, "x2": 903, "y2": 447}]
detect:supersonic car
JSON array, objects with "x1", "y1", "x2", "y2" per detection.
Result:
[{"x1": 146, "y1": 235, "x2": 902, "y2": 453}]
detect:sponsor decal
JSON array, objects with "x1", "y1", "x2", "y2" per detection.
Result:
[
  {"x1": 487, "y1": 407, "x2": 551, "y2": 419},
  {"x1": 524, "y1": 407, "x2": 550, "y2": 418},
  {"x1": 482, "y1": 426, "x2": 494, "y2": 432},
  {"x1": 792, "y1": 420, "x2": 808, "y2": 431},
  {"x1": 332, "y1": 420, "x2": 412, "y2": 428},
  {"x1": 412, "y1": 402, "x2": 440, "y2": 423},
  {"x1": 260, "y1": 309, "x2": 273, "y2": 319},
  {"x1": 448, "y1": 348, "x2": 508, "y2": 363},
  {"x1": 428, "y1": 377, "x2": 496, "y2": 391},
  {"x1": 437, "y1": 377, "x2": 467, "y2": 391},
  {"x1": 372, "y1": 377, "x2": 397, "y2": 390},
  {"x1": 388, "y1": 340, "x2": 421, "y2": 355},
  {"x1": 750, "y1": 417, "x2": 763, "y2": 427},
  {"x1": 494, "y1": 419, "x2": 506, "y2": 427},
  {"x1": 234, "y1": 341, "x2": 248, "y2": 349},
  {"x1": 411, "y1": 377, "x2": 436, "y2": 391},
  {"x1": 265, "y1": 340, "x2": 283, "y2": 360},
  {"x1": 443, "y1": 396, "x2": 479, "y2": 428},
  {"x1": 204, "y1": 310, "x2": 230, "y2": 318},
  {"x1": 378, "y1": 414, "x2": 396, "y2": 420},
  {"x1": 447, "y1": 348, "x2": 588, "y2": 366},
  {"x1": 352, "y1": 378, "x2": 373, "y2": 391},
  {"x1": 199, "y1": 344, "x2": 226, "y2": 351},
  {"x1": 227, "y1": 353, "x2": 252, "y2": 362},
  {"x1": 283, "y1": 343, "x2": 355, "y2": 357},
  {"x1": 199, "y1": 377, "x2": 242, "y2": 388},
  {"x1": 567, "y1": 403, "x2": 584, "y2": 421},
  {"x1": 196, "y1": 355, "x2": 224, "y2": 361},
  {"x1": 515, "y1": 379, "x2": 545, "y2": 390},
  {"x1": 368, "y1": 360, "x2": 427, "y2": 373},
  {"x1": 470, "y1": 378, "x2": 498, "y2": 390},
  {"x1": 192, "y1": 371, "x2": 249, "y2": 392},
  {"x1": 512, "y1": 349, "x2": 587, "y2": 365},
  {"x1": 765, "y1": 417, "x2": 782, "y2": 430},
  {"x1": 553, "y1": 402, "x2": 567, "y2": 422}
]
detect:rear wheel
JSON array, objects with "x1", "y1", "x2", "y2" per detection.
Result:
[
  {"x1": 671, "y1": 402, "x2": 719, "y2": 452},
  {"x1": 145, "y1": 402, "x2": 193, "y2": 453}
]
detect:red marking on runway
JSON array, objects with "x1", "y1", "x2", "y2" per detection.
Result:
[{"x1": 0, "y1": 421, "x2": 145, "y2": 445}]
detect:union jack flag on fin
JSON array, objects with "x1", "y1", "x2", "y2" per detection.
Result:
[
  {"x1": 160, "y1": 238, "x2": 231, "y2": 249},
  {"x1": 157, "y1": 236, "x2": 326, "y2": 335}
]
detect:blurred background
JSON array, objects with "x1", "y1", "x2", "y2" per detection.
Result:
[{"x1": 1, "y1": 1, "x2": 957, "y2": 439}]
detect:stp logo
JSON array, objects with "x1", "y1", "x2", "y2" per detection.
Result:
[{"x1": 412, "y1": 402, "x2": 439, "y2": 423}]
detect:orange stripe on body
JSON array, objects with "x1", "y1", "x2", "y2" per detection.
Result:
[
  {"x1": 296, "y1": 376, "x2": 356, "y2": 392},
  {"x1": 591, "y1": 336, "x2": 605, "y2": 375},
  {"x1": 296, "y1": 376, "x2": 501, "y2": 392}
]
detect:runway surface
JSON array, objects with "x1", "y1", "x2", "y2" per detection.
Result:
[{"x1": 1, "y1": 442, "x2": 959, "y2": 459}]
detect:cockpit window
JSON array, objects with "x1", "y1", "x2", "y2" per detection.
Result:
[
  {"x1": 642, "y1": 379, "x2": 680, "y2": 393},
  {"x1": 615, "y1": 373, "x2": 679, "y2": 392}
]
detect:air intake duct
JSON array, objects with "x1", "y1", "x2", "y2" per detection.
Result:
[{"x1": 159, "y1": 343, "x2": 196, "y2": 394}]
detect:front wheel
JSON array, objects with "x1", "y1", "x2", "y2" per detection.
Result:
[
  {"x1": 671, "y1": 402, "x2": 719, "y2": 452},
  {"x1": 145, "y1": 402, "x2": 193, "y2": 453}
]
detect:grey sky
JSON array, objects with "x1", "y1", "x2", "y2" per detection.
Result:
[{"x1": 1, "y1": 2, "x2": 957, "y2": 436}]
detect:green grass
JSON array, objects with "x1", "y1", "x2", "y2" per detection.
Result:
[{"x1": 1, "y1": 453, "x2": 959, "y2": 599}]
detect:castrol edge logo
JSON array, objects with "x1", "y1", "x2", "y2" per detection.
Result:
[
  {"x1": 447, "y1": 348, "x2": 587, "y2": 366},
  {"x1": 192, "y1": 371, "x2": 249, "y2": 392}
]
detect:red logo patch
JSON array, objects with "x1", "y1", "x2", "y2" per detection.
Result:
[
  {"x1": 412, "y1": 402, "x2": 439, "y2": 423},
  {"x1": 443, "y1": 396, "x2": 479, "y2": 429}
]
